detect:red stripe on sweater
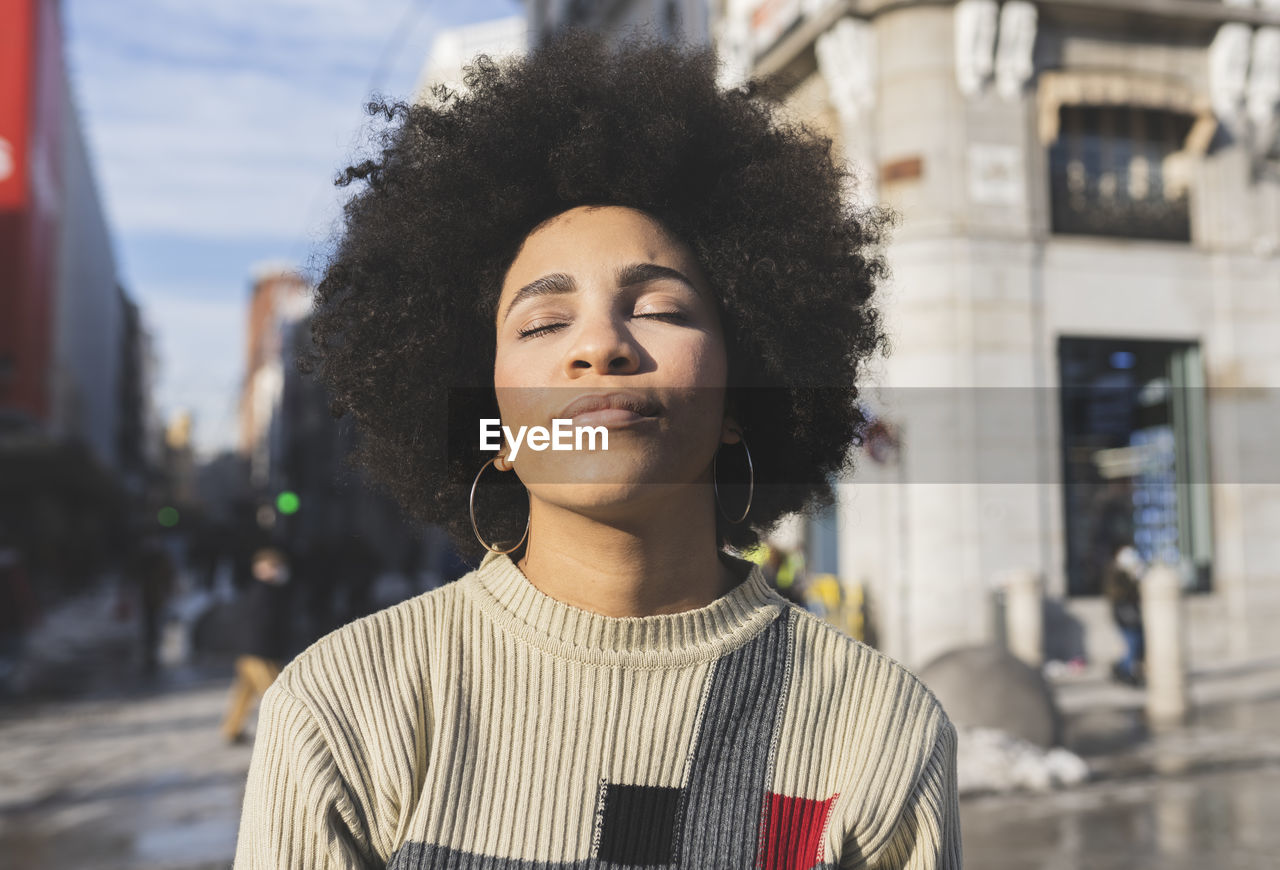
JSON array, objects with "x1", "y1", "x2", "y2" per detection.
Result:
[{"x1": 758, "y1": 792, "x2": 839, "y2": 870}]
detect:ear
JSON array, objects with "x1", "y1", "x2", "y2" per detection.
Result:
[
  {"x1": 720, "y1": 415, "x2": 742, "y2": 445},
  {"x1": 494, "y1": 452, "x2": 514, "y2": 472}
]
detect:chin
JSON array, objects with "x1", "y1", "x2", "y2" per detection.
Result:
[
  {"x1": 529, "y1": 480, "x2": 697, "y2": 519},
  {"x1": 515, "y1": 448, "x2": 708, "y2": 514},
  {"x1": 515, "y1": 448, "x2": 673, "y2": 486}
]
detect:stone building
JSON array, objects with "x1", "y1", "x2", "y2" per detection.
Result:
[{"x1": 714, "y1": 0, "x2": 1280, "y2": 673}]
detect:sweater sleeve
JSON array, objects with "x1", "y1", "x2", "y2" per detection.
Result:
[
  {"x1": 233, "y1": 682, "x2": 377, "y2": 869},
  {"x1": 857, "y1": 719, "x2": 964, "y2": 870}
]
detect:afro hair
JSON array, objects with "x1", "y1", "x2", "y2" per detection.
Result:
[{"x1": 306, "y1": 31, "x2": 891, "y2": 562}]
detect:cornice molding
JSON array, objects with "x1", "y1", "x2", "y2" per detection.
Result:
[{"x1": 753, "y1": 0, "x2": 1280, "y2": 84}]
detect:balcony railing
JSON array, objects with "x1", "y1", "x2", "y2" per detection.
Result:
[
  {"x1": 1048, "y1": 105, "x2": 1194, "y2": 243},
  {"x1": 1049, "y1": 165, "x2": 1191, "y2": 242}
]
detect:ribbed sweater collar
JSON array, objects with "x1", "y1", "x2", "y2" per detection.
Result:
[{"x1": 464, "y1": 550, "x2": 786, "y2": 668}]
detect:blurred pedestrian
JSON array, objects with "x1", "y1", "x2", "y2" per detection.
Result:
[
  {"x1": 744, "y1": 542, "x2": 806, "y2": 607},
  {"x1": 0, "y1": 530, "x2": 39, "y2": 696},
  {"x1": 221, "y1": 547, "x2": 292, "y2": 744},
  {"x1": 1103, "y1": 543, "x2": 1146, "y2": 686},
  {"x1": 130, "y1": 536, "x2": 175, "y2": 676}
]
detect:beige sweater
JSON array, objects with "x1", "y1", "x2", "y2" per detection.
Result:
[{"x1": 234, "y1": 551, "x2": 962, "y2": 869}]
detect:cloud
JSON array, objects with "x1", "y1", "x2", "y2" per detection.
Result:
[
  {"x1": 60, "y1": 0, "x2": 523, "y2": 456},
  {"x1": 64, "y1": 0, "x2": 521, "y2": 241}
]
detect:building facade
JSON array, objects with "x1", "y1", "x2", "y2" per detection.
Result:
[
  {"x1": 0, "y1": 0, "x2": 149, "y2": 587},
  {"x1": 525, "y1": 0, "x2": 713, "y2": 45},
  {"x1": 414, "y1": 15, "x2": 529, "y2": 100},
  {"x1": 716, "y1": 0, "x2": 1280, "y2": 672},
  {"x1": 238, "y1": 264, "x2": 310, "y2": 488}
]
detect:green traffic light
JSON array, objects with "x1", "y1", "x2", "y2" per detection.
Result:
[
  {"x1": 157, "y1": 506, "x2": 179, "y2": 527},
  {"x1": 276, "y1": 491, "x2": 300, "y2": 515}
]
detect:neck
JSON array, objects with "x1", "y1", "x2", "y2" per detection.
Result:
[{"x1": 516, "y1": 486, "x2": 736, "y2": 617}]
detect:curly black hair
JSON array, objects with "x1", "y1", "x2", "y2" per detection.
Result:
[{"x1": 306, "y1": 31, "x2": 891, "y2": 563}]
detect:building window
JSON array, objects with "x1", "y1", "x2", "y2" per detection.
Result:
[
  {"x1": 1049, "y1": 105, "x2": 1195, "y2": 242},
  {"x1": 1058, "y1": 337, "x2": 1213, "y2": 597}
]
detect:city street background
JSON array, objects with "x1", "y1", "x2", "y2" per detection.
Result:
[{"x1": 4, "y1": 0, "x2": 1280, "y2": 868}]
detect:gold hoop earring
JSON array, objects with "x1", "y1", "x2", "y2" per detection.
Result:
[
  {"x1": 469, "y1": 456, "x2": 530, "y2": 554},
  {"x1": 713, "y1": 436, "x2": 754, "y2": 524}
]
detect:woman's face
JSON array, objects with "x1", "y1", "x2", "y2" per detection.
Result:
[{"x1": 493, "y1": 205, "x2": 737, "y2": 519}]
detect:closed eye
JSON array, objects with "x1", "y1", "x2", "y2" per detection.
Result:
[
  {"x1": 516, "y1": 322, "x2": 568, "y2": 339},
  {"x1": 517, "y1": 311, "x2": 686, "y2": 338}
]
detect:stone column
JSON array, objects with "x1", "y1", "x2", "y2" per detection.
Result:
[
  {"x1": 1144, "y1": 562, "x2": 1190, "y2": 727},
  {"x1": 1002, "y1": 569, "x2": 1043, "y2": 668}
]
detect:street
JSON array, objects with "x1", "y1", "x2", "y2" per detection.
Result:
[
  {"x1": 4, "y1": 662, "x2": 1280, "y2": 869},
  {"x1": 962, "y1": 759, "x2": 1280, "y2": 869},
  {"x1": 0, "y1": 677, "x2": 250, "y2": 870},
  {"x1": 5, "y1": 582, "x2": 1280, "y2": 870}
]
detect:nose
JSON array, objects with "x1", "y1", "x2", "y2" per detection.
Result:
[{"x1": 564, "y1": 312, "x2": 640, "y2": 376}]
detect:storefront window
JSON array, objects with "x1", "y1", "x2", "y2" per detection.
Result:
[{"x1": 1059, "y1": 337, "x2": 1212, "y2": 596}]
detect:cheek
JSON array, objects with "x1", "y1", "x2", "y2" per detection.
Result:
[
  {"x1": 493, "y1": 332, "x2": 536, "y2": 387},
  {"x1": 493, "y1": 344, "x2": 544, "y2": 427},
  {"x1": 666, "y1": 330, "x2": 728, "y2": 389},
  {"x1": 493, "y1": 346, "x2": 519, "y2": 390},
  {"x1": 662, "y1": 334, "x2": 729, "y2": 445},
  {"x1": 494, "y1": 334, "x2": 557, "y2": 391}
]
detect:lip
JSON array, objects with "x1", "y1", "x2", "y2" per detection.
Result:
[
  {"x1": 558, "y1": 391, "x2": 662, "y2": 425},
  {"x1": 569, "y1": 408, "x2": 654, "y2": 428}
]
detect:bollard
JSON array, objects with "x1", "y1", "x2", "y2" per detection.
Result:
[
  {"x1": 1002, "y1": 569, "x2": 1044, "y2": 669},
  {"x1": 1143, "y1": 562, "x2": 1189, "y2": 727}
]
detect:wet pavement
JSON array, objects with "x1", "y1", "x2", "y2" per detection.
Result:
[
  {"x1": 0, "y1": 676, "x2": 249, "y2": 870},
  {"x1": 6, "y1": 684, "x2": 1280, "y2": 870},
  {"x1": 0, "y1": 584, "x2": 251, "y2": 870},
  {"x1": 4, "y1": 585, "x2": 1280, "y2": 869},
  {"x1": 6, "y1": 685, "x2": 1280, "y2": 869},
  {"x1": 961, "y1": 688, "x2": 1280, "y2": 869},
  {"x1": 962, "y1": 757, "x2": 1280, "y2": 869}
]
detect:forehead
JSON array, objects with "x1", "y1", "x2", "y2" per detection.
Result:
[{"x1": 503, "y1": 206, "x2": 695, "y2": 282}]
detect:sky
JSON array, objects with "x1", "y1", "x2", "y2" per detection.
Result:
[{"x1": 63, "y1": 0, "x2": 525, "y2": 457}]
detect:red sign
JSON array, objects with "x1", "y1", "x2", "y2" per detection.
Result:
[{"x1": 0, "y1": 0, "x2": 34, "y2": 210}]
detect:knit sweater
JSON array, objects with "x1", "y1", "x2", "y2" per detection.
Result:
[{"x1": 234, "y1": 552, "x2": 962, "y2": 869}]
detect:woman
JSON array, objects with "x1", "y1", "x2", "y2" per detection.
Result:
[{"x1": 235, "y1": 33, "x2": 961, "y2": 869}]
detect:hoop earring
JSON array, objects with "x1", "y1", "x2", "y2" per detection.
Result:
[
  {"x1": 469, "y1": 456, "x2": 530, "y2": 554},
  {"x1": 713, "y1": 436, "x2": 754, "y2": 524}
]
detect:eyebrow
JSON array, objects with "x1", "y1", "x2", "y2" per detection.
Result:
[
  {"x1": 616, "y1": 262, "x2": 698, "y2": 293},
  {"x1": 501, "y1": 262, "x2": 699, "y2": 323},
  {"x1": 501, "y1": 273, "x2": 577, "y2": 324}
]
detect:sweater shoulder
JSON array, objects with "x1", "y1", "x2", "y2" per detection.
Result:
[
  {"x1": 275, "y1": 578, "x2": 470, "y2": 710},
  {"x1": 786, "y1": 605, "x2": 953, "y2": 733}
]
